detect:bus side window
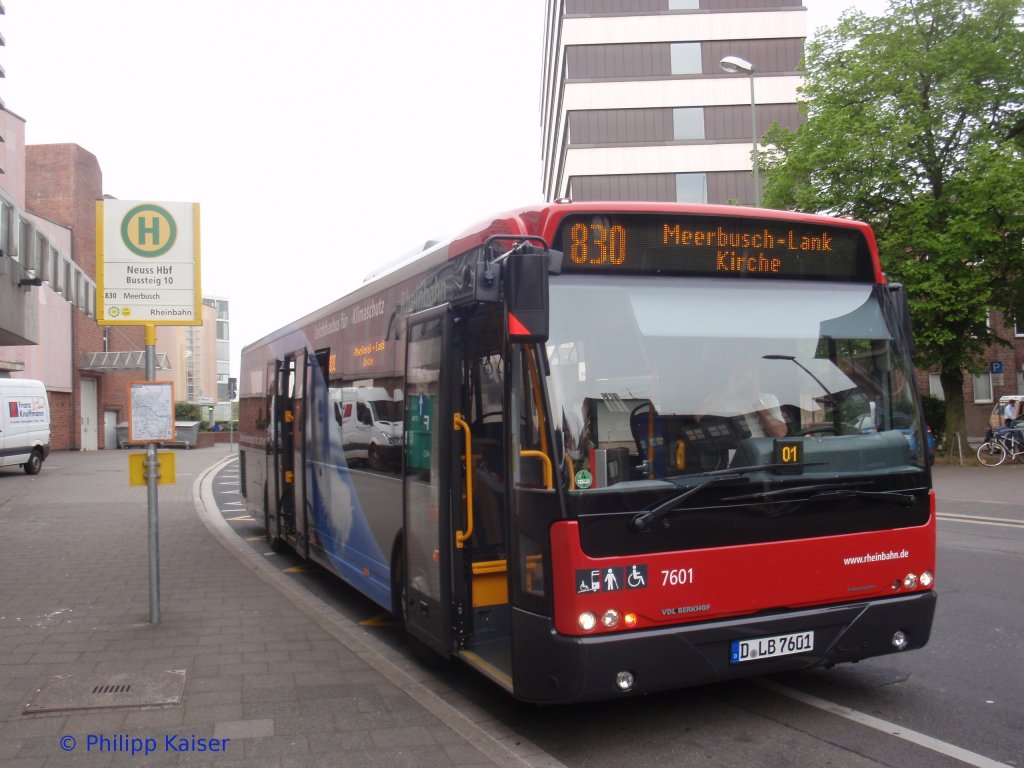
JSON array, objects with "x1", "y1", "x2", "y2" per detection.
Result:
[{"x1": 467, "y1": 352, "x2": 506, "y2": 552}]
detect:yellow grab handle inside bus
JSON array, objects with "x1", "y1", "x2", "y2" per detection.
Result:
[
  {"x1": 520, "y1": 449, "x2": 553, "y2": 489},
  {"x1": 454, "y1": 412, "x2": 474, "y2": 548}
]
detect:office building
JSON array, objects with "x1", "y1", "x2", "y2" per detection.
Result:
[
  {"x1": 541, "y1": 0, "x2": 806, "y2": 205},
  {"x1": 155, "y1": 296, "x2": 231, "y2": 407}
]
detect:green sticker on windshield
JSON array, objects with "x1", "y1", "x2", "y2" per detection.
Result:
[{"x1": 575, "y1": 469, "x2": 593, "y2": 489}]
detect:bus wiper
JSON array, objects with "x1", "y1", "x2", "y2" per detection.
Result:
[
  {"x1": 721, "y1": 481, "x2": 871, "y2": 502},
  {"x1": 808, "y1": 488, "x2": 915, "y2": 507},
  {"x1": 722, "y1": 482, "x2": 915, "y2": 507},
  {"x1": 631, "y1": 475, "x2": 745, "y2": 532},
  {"x1": 630, "y1": 463, "x2": 808, "y2": 533}
]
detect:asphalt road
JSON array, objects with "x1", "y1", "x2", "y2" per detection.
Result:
[{"x1": 212, "y1": 458, "x2": 1024, "y2": 768}]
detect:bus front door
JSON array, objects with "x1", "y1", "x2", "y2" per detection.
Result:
[
  {"x1": 454, "y1": 307, "x2": 512, "y2": 689},
  {"x1": 402, "y1": 306, "x2": 458, "y2": 655},
  {"x1": 402, "y1": 304, "x2": 512, "y2": 686}
]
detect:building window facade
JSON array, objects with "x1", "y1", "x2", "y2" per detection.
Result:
[
  {"x1": 542, "y1": 1, "x2": 807, "y2": 204},
  {"x1": 675, "y1": 172, "x2": 708, "y2": 203},
  {"x1": 49, "y1": 246, "x2": 60, "y2": 287},
  {"x1": 673, "y1": 107, "x2": 705, "y2": 141},
  {"x1": 0, "y1": 201, "x2": 11, "y2": 256},
  {"x1": 973, "y1": 372, "x2": 994, "y2": 403},
  {"x1": 669, "y1": 42, "x2": 701, "y2": 75},
  {"x1": 18, "y1": 217, "x2": 30, "y2": 264}
]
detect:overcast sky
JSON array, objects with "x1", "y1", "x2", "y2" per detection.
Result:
[{"x1": 3, "y1": 1, "x2": 890, "y2": 366}]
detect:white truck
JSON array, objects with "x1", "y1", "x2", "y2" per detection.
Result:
[
  {"x1": 0, "y1": 378, "x2": 51, "y2": 475},
  {"x1": 332, "y1": 386, "x2": 402, "y2": 470}
]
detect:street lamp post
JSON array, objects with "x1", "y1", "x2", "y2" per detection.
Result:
[{"x1": 719, "y1": 55, "x2": 760, "y2": 207}]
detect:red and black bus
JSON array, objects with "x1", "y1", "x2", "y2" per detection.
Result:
[{"x1": 238, "y1": 201, "x2": 935, "y2": 703}]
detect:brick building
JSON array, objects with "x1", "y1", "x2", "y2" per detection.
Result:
[
  {"x1": 916, "y1": 312, "x2": 1024, "y2": 440},
  {"x1": 0, "y1": 133, "x2": 149, "y2": 449}
]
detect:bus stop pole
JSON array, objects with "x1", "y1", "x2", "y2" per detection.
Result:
[{"x1": 145, "y1": 323, "x2": 161, "y2": 624}]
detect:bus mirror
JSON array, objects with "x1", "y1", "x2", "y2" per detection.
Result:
[
  {"x1": 505, "y1": 251, "x2": 549, "y2": 344},
  {"x1": 547, "y1": 248, "x2": 564, "y2": 275},
  {"x1": 886, "y1": 282, "x2": 915, "y2": 356},
  {"x1": 474, "y1": 259, "x2": 501, "y2": 303}
]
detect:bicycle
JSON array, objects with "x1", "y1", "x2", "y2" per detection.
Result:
[{"x1": 976, "y1": 427, "x2": 1024, "y2": 466}]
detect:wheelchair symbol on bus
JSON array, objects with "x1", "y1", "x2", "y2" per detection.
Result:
[{"x1": 626, "y1": 564, "x2": 647, "y2": 589}]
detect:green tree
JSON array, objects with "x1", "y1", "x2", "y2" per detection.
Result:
[
  {"x1": 762, "y1": 0, "x2": 1024, "y2": 442},
  {"x1": 175, "y1": 402, "x2": 201, "y2": 421}
]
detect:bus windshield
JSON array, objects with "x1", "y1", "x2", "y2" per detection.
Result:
[{"x1": 546, "y1": 275, "x2": 926, "y2": 489}]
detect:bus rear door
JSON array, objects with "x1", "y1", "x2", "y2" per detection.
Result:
[
  {"x1": 268, "y1": 352, "x2": 309, "y2": 557},
  {"x1": 291, "y1": 348, "x2": 308, "y2": 558}
]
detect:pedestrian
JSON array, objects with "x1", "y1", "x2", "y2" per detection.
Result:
[{"x1": 1004, "y1": 399, "x2": 1020, "y2": 428}]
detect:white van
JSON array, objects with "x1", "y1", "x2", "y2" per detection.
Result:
[
  {"x1": 332, "y1": 386, "x2": 402, "y2": 470},
  {"x1": 989, "y1": 395, "x2": 1023, "y2": 429},
  {"x1": 0, "y1": 378, "x2": 51, "y2": 475}
]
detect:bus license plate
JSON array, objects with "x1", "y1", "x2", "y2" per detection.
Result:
[{"x1": 730, "y1": 631, "x2": 814, "y2": 663}]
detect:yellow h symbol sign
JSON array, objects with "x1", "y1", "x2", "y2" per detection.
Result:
[{"x1": 121, "y1": 203, "x2": 178, "y2": 257}]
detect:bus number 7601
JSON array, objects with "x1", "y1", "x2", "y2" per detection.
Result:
[{"x1": 662, "y1": 567, "x2": 694, "y2": 586}]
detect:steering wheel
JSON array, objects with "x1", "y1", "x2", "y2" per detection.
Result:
[
  {"x1": 794, "y1": 425, "x2": 839, "y2": 436},
  {"x1": 630, "y1": 402, "x2": 654, "y2": 419}
]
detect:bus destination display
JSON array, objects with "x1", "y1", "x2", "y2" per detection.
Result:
[{"x1": 554, "y1": 213, "x2": 873, "y2": 282}]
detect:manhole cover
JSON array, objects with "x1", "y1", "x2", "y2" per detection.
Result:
[{"x1": 24, "y1": 670, "x2": 186, "y2": 714}]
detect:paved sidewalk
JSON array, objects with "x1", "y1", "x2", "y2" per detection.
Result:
[{"x1": 0, "y1": 446, "x2": 545, "y2": 768}]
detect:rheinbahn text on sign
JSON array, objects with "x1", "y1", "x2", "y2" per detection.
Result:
[{"x1": 97, "y1": 200, "x2": 202, "y2": 325}]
